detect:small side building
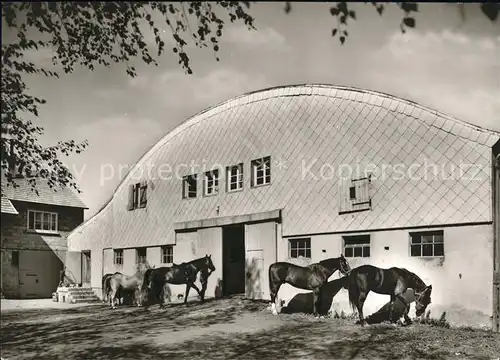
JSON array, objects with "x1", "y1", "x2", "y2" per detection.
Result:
[{"x1": 1, "y1": 178, "x2": 87, "y2": 298}]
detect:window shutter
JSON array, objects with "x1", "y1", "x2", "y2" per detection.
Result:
[
  {"x1": 340, "y1": 178, "x2": 354, "y2": 213},
  {"x1": 139, "y1": 181, "x2": 148, "y2": 208},
  {"x1": 353, "y1": 179, "x2": 365, "y2": 205},
  {"x1": 250, "y1": 163, "x2": 255, "y2": 187},
  {"x1": 127, "y1": 184, "x2": 134, "y2": 210}
]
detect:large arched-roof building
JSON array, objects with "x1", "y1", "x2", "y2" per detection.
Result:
[{"x1": 67, "y1": 84, "x2": 500, "y2": 329}]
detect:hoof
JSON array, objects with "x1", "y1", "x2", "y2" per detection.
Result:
[{"x1": 271, "y1": 309, "x2": 279, "y2": 316}]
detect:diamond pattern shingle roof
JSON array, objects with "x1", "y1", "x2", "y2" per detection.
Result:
[
  {"x1": 2, "y1": 177, "x2": 87, "y2": 209},
  {"x1": 68, "y1": 84, "x2": 500, "y2": 249}
]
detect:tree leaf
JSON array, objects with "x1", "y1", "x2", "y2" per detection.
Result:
[
  {"x1": 332, "y1": 28, "x2": 338, "y2": 37},
  {"x1": 284, "y1": 2, "x2": 292, "y2": 14},
  {"x1": 403, "y1": 17, "x2": 415, "y2": 28},
  {"x1": 401, "y1": 2, "x2": 418, "y2": 13},
  {"x1": 480, "y1": 3, "x2": 499, "y2": 22},
  {"x1": 330, "y1": 7, "x2": 340, "y2": 16},
  {"x1": 348, "y1": 10, "x2": 356, "y2": 20}
]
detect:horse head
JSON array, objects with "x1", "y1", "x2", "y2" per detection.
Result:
[
  {"x1": 319, "y1": 255, "x2": 351, "y2": 276},
  {"x1": 338, "y1": 254, "x2": 351, "y2": 275},
  {"x1": 414, "y1": 284, "x2": 432, "y2": 317},
  {"x1": 205, "y1": 254, "x2": 216, "y2": 273}
]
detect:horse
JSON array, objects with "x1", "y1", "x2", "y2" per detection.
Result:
[
  {"x1": 347, "y1": 265, "x2": 433, "y2": 326},
  {"x1": 356, "y1": 289, "x2": 416, "y2": 325},
  {"x1": 108, "y1": 263, "x2": 151, "y2": 309},
  {"x1": 102, "y1": 272, "x2": 122, "y2": 303},
  {"x1": 268, "y1": 255, "x2": 351, "y2": 316},
  {"x1": 143, "y1": 255, "x2": 215, "y2": 308}
]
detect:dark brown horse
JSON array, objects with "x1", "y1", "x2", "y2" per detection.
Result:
[
  {"x1": 268, "y1": 255, "x2": 351, "y2": 316},
  {"x1": 143, "y1": 255, "x2": 216, "y2": 308},
  {"x1": 347, "y1": 265, "x2": 432, "y2": 326}
]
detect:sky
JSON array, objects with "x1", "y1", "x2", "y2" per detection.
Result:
[{"x1": 7, "y1": 2, "x2": 500, "y2": 220}]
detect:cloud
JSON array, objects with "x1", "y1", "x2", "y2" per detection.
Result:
[
  {"x1": 21, "y1": 47, "x2": 57, "y2": 68},
  {"x1": 365, "y1": 29, "x2": 500, "y2": 131},
  {"x1": 78, "y1": 67, "x2": 271, "y2": 217},
  {"x1": 130, "y1": 67, "x2": 273, "y2": 109},
  {"x1": 67, "y1": 116, "x2": 163, "y2": 218},
  {"x1": 221, "y1": 26, "x2": 289, "y2": 50}
]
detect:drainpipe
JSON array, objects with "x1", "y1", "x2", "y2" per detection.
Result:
[{"x1": 101, "y1": 247, "x2": 105, "y2": 299}]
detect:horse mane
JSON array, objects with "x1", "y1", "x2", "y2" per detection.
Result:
[
  {"x1": 308, "y1": 263, "x2": 328, "y2": 274},
  {"x1": 401, "y1": 268, "x2": 427, "y2": 290},
  {"x1": 317, "y1": 257, "x2": 342, "y2": 271}
]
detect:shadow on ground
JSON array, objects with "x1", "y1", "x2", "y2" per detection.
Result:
[
  {"x1": 2, "y1": 296, "x2": 499, "y2": 360},
  {"x1": 280, "y1": 277, "x2": 347, "y2": 315}
]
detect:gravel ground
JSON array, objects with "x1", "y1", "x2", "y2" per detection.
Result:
[{"x1": 1, "y1": 296, "x2": 499, "y2": 360}]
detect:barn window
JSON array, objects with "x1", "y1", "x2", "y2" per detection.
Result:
[
  {"x1": 410, "y1": 231, "x2": 444, "y2": 257},
  {"x1": 27, "y1": 210, "x2": 58, "y2": 232},
  {"x1": 127, "y1": 182, "x2": 147, "y2": 210},
  {"x1": 349, "y1": 186, "x2": 356, "y2": 200},
  {"x1": 289, "y1": 238, "x2": 311, "y2": 259},
  {"x1": 343, "y1": 235, "x2": 371, "y2": 258},
  {"x1": 11, "y1": 251, "x2": 19, "y2": 266},
  {"x1": 182, "y1": 174, "x2": 197, "y2": 199},
  {"x1": 113, "y1": 249, "x2": 123, "y2": 265},
  {"x1": 204, "y1": 169, "x2": 219, "y2": 196},
  {"x1": 339, "y1": 174, "x2": 372, "y2": 214},
  {"x1": 136, "y1": 247, "x2": 147, "y2": 264},
  {"x1": 226, "y1": 163, "x2": 243, "y2": 192},
  {"x1": 251, "y1": 156, "x2": 271, "y2": 187},
  {"x1": 161, "y1": 246, "x2": 174, "y2": 264}
]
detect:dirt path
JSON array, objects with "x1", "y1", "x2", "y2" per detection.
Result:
[{"x1": 1, "y1": 297, "x2": 499, "y2": 360}]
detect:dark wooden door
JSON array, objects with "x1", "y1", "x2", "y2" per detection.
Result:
[{"x1": 81, "y1": 251, "x2": 91, "y2": 286}]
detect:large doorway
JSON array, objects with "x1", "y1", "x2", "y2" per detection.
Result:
[{"x1": 222, "y1": 224, "x2": 245, "y2": 296}]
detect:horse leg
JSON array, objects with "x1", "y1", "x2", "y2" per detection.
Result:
[
  {"x1": 184, "y1": 283, "x2": 192, "y2": 305},
  {"x1": 396, "y1": 295, "x2": 411, "y2": 325},
  {"x1": 158, "y1": 284, "x2": 167, "y2": 309},
  {"x1": 190, "y1": 282, "x2": 202, "y2": 301},
  {"x1": 312, "y1": 287, "x2": 322, "y2": 317},
  {"x1": 356, "y1": 291, "x2": 368, "y2": 326},
  {"x1": 135, "y1": 288, "x2": 142, "y2": 307},
  {"x1": 388, "y1": 295, "x2": 396, "y2": 323},
  {"x1": 110, "y1": 288, "x2": 117, "y2": 310},
  {"x1": 199, "y1": 278, "x2": 208, "y2": 302},
  {"x1": 269, "y1": 281, "x2": 282, "y2": 316}
]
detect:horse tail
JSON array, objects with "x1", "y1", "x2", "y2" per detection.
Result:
[
  {"x1": 102, "y1": 275, "x2": 107, "y2": 295},
  {"x1": 347, "y1": 271, "x2": 359, "y2": 312},
  {"x1": 141, "y1": 268, "x2": 154, "y2": 292},
  {"x1": 268, "y1": 263, "x2": 276, "y2": 286},
  {"x1": 102, "y1": 274, "x2": 109, "y2": 301},
  {"x1": 104, "y1": 275, "x2": 112, "y2": 300}
]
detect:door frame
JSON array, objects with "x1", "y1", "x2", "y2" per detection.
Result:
[
  {"x1": 81, "y1": 250, "x2": 91, "y2": 287},
  {"x1": 493, "y1": 140, "x2": 500, "y2": 333}
]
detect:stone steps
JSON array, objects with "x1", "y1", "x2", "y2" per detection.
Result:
[{"x1": 56, "y1": 287, "x2": 101, "y2": 304}]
